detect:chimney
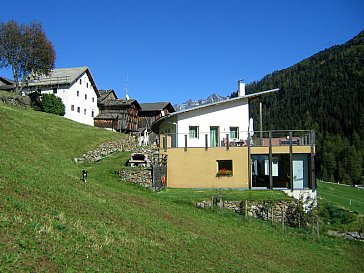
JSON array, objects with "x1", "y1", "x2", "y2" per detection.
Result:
[{"x1": 238, "y1": 80, "x2": 245, "y2": 97}]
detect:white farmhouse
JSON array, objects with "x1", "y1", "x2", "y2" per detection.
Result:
[{"x1": 23, "y1": 67, "x2": 99, "y2": 126}]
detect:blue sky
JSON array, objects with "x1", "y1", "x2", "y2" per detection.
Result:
[{"x1": 2, "y1": 0, "x2": 363, "y2": 104}]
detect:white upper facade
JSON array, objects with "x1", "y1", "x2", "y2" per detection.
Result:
[
  {"x1": 155, "y1": 82, "x2": 251, "y2": 148},
  {"x1": 23, "y1": 67, "x2": 99, "y2": 126}
]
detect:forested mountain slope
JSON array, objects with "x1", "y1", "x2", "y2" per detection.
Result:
[{"x1": 234, "y1": 30, "x2": 364, "y2": 184}]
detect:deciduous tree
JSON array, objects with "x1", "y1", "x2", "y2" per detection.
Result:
[{"x1": 0, "y1": 20, "x2": 55, "y2": 93}]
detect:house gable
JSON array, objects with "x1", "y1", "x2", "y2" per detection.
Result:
[{"x1": 22, "y1": 67, "x2": 100, "y2": 126}]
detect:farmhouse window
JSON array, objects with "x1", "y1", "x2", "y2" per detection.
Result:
[
  {"x1": 85, "y1": 94, "x2": 87, "y2": 100},
  {"x1": 71, "y1": 105, "x2": 74, "y2": 111},
  {"x1": 53, "y1": 88, "x2": 57, "y2": 94},
  {"x1": 230, "y1": 127, "x2": 239, "y2": 139},
  {"x1": 79, "y1": 79, "x2": 82, "y2": 84},
  {"x1": 189, "y1": 126, "x2": 199, "y2": 139},
  {"x1": 92, "y1": 97, "x2": 94, "y2": 103},
  {"x1": 84, "y1": 109, "x2": 86, "y2": 115},
  {"x1": 91, "y1": 111, "x2": 94, "y2": 117},
  {"x1": 77, "y1": 91, "x2": 80, "y2": 97},
  {"x1": 77, "y1": 107, "x2": 80, "y2": 113}
]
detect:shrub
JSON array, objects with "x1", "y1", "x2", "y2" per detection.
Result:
[
  {"x1": 319, "y1": 203, "x2": 356, "y2": 226},
  {"x1": 40, "y1": 93, "x2": 65, "y2": 116}
]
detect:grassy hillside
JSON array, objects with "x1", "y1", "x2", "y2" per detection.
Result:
[
  {"x1": 0, "y1": 103, "x2": 363, "y2": 272},
  {"x1": 318, "y1": 181, "x2": 364, "y2": 214}
]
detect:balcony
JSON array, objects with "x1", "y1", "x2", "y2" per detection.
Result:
[{"x1": 159, "y1": 130, "x2": 315, "y2": 150}]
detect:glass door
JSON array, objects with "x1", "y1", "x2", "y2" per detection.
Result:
[{"x1": 210, "y1": 126, "x2": 219, "y2": 147}]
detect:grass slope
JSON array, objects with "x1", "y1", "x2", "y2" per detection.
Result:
[
  {"x1": 0, "y1": 104, "x2": 363, "y2": 272},
  {"x1": 318, "y1": 181, "x2": 364, "y2": 214}
]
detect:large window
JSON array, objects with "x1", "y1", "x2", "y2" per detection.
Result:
[
  {"x1": 230, "y1": 127, "x2": 239, "y2": 139},
  {"x1": 189, "y1": 126, "x2": 199, "y2": 139},
  {"x1": 251, "y1": 154, "x2": 311, "y2": 189}
]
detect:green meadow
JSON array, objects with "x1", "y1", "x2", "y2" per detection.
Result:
[{"x1": 0, "y1": 103, "x2": 363, "y2": 272}]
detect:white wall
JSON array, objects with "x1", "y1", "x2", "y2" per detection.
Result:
[
  {"x1": 161, "y1": 99, "x2": 250, "y2": 148},
  {"x1": 41, "y1": 72, "x2": 99, "y2": 126}
]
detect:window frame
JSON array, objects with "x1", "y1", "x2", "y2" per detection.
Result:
[
  {"x1": 189, "y1": 126, "x2": 199, "y2": 139},
  {"x1": 229, "y1": 127, "x2": 239, "y2": 139}
]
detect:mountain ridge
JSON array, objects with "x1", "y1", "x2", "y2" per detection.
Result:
[{"x1": 173, "y1": 92, "x2": 228, "y2": 111}]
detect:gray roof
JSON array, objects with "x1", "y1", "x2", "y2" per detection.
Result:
[
  {"x1": 99, "y1": 98, "x2": 142, "y2": 109},
  {"x1": 0, "y1": 76, "x2": 15, "y2": 90},
  {"x1": 24, "y1": 67, "x2": 99, "y2": 96},
  {"x1": 98, "y1": 90, "x2": 117, "y2": 103},
  {"x1": 26, "y1": 67, "x2": 88, "y2": 86},
  {"x1": 0, "y1": 76, "x2": 14, "y2": 85},
  {"x1": 140, "y1": 102, "x2": 173, "y2": 112}
]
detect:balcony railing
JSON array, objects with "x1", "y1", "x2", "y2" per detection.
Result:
[{"x1": 160, "y1": 130, "x2": 315, "y2": 150}]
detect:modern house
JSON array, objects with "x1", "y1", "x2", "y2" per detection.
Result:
[
  {"x1": 151, "y1": 81, "x2": 316, "y2": 196},
  {"x1": 138, "y1": 102, "x2": 175, "y2": 131},
  {"x1": 94, "y1": 90, "x2": 141, "y2": 132},
  {"x1": 22, "y1": 67, "x2": 99, "y2": 126}
]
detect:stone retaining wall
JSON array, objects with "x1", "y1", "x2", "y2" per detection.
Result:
[
  {"x1": 74, "y1": 136, "x2": 158, "y2": 163},
  {"x1": 115, "y1": 169, "x2": 152, "y2": 188},
  {"x1": 197, "y1": 200, "x2": 293, "y2": 223},
  {"x1": 0, "y1": 92, "x2": 30, "y2": 108}
]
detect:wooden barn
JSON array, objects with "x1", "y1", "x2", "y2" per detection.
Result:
[
  {"x1": 94, "y1": 90, "x2": 141, "y2": 132},
  {"x1": 138, "y1": 102, "x2": 175, "y2": 131}
]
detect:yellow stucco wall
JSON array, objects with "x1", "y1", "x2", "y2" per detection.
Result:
[
  {"x1": 164, "y1": 147, "x2": 249, "y2": 188},
  {"x1": 162, "y1": 145, "x2": 314, "y2": 188}
]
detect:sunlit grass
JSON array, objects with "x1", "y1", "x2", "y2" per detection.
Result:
[{"x1": 0, "y1": 103, "x2": 363, "y2": 272}]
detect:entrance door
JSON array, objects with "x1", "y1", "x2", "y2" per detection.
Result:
[
  {"x1": 210, "y1": 126, "x2": 219, "y2": 147},
  {"x1": 292, "y1": 154, "x2": 308, "y2": 189}
]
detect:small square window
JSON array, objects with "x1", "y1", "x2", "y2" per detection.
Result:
[
  {"x1": 230, "y1": 127, "x2": 239, "y2": 139},
  {"x1": 71, "y1": 105, "x2": 74, "y2": 111},
  {"x1": 189, "y1": 126, "x2": 199, "y2": 139},
  {"x1": 77, "y1": 91, "x2": 79, "y2": 97},
  {"x1": 77, "y1": 107, "x2": 80, "y2": 113},
  {"x1": 217, "y1": 160, "x2": 233, "y2": 177}
]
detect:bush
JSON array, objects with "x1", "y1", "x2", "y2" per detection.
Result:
[
  {"x1": 40, "y1": 93, "x2": 65, "y2": 116},
  {"x1": 319, "y1": 203, "x2": 356, "y2": 226}
]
